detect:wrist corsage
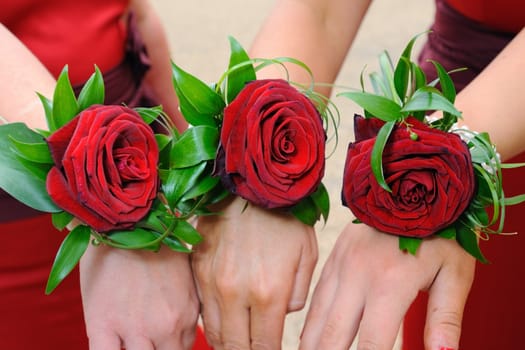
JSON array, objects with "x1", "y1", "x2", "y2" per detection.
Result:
[
  {"x1": 0, "y1": 37, "x2": 336, "y2": 293},
  {"x1": 171, "y1": 37, "x2": 336, "y2": 226},
  {"x1": 340, "y1": 34, "x2": 525, "y2": 261},
  {"x1": 0, "y1": 67, "x2": 208, "y2": 293}
]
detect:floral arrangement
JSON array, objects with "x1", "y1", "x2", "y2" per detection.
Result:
[
  {"x1": 0, "y1": 37, "x2": 333, "y2": 293},
  {"x1": 340, "y1": 34, "x2": 525, "y2": 261}
]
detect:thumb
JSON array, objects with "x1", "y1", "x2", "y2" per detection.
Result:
[{"x1": 424, "y1": 255, "x2": 475, "y2": 350}]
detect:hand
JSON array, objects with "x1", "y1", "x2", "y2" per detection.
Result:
[
  {"x1": 300, "y1": 222, "x2": 475, "y2": 350},
  {"x1": 192, "y1": 196, "x2": 318, "y2": 349},
  {"x1": 80, "y1": 244, "x2": 199, "y2": 350}
]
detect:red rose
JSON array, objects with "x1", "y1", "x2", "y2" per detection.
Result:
[
  {"x1": 46, "y1": 105, "x2": 159, "y2": 232},
  {"x1": 342, "y1": 115, "x2": 475, "y2": 237},
  {"x1": 216, "y1": 79, "x2": 325, "y2": 208}
]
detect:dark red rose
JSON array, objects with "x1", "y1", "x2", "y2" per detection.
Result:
[
  {"x1": 216, "y1": 79, "x2": 325, "y2": 208},
  {"x1": 46, "y1": 105, "x2": 159, "y2": 232},
  {"x1": 342, "y1": 114, "x2": 475, "y2": 237}
]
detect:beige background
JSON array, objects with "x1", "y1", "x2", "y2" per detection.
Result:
[{"x1": 150, "y1": 1, "x2": 435, "y2": 349}]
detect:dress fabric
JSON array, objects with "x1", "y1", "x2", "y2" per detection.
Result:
[
  {"x1": 0, "y1": 1, "x2": 211, "y2": 349},
  {"x1": 403, "y1": 0, "x2": 525, "y2": 349}
]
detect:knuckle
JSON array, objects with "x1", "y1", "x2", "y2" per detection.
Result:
[
  {"x1": 251, "y1": 339, "x2": 273, "y2": 350},
  {"x1": 204, "y1": 328, "x2": 221, "y2": 346},
  {"x1": 222, "y1": 340, "x2": 247, "y2": 350},
  {"x1": 215, "y1": 275, "x2": 241, "y2": 298},
  {"x1": 357, "y1": 339, "x2": 381, "y2": 350}
]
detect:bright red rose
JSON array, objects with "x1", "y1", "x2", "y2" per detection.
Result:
[
  {"x1": 342, "y1": 114, "x2": 475, "y2": 237},
  {"x1": 216, "y1": 79, "x2": 325, "y2": 208},
  {"x1": 46, "y1": 105, "x2": 159, "y2": 232}
]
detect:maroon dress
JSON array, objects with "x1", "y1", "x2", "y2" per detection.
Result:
[
  {"x1": 403, "y1": 0, "x2": 525, "y2": 349},
  {"x1": 0, "y1": 1, "x2": 211, "y2": 348}
]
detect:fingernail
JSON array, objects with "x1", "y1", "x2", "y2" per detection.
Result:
[{"x1": 439, "y1": 347, "x2": 454, "y2": 350}]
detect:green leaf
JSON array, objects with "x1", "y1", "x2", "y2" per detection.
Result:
[
  {"x1": 173, "y1": 220, "x2": 203, "y2": 245},
  {"x1": 180, "y1": 175, "x2": 221, "y2": 202},
  {"x1": 290, "y1": 196, "x2": 319, "y2": 226},
  {"x1": 171, "y1": 126, "x2": 219, "y2": 168},
  {"x1": 136, "y1": 106, "x2": 164, "y2": 125},
  {"x1": 428, "y1": 60, "x2": 456, "y2": 103},
  {"x1": 172, "y1": 63, "x2": 225, "y2": 126},
  {"x1": 108, "y1": 228, "x2": 160, "y2": 251},
  {"x1": 378, "y1": 51, "x2": 398, "y2": 102},
  {"x1": 0, "y1": 123, "x2": 61, "y2": 212},
  {"x1": 310, "y1": 183, "x2": 330, "y2": 223},
  {"x1": 13, "y1": 155, "x2": 52, "y2": 181},
  {"x1": 155, "y1": 133, "x2": 172, "y2": 152},
  {"x1": 505, "y1": 194, "x2": 525, "y2": 206},
  {"x1": 411, "y1": 62, "x2": 427, "y2": 92},
  {"x1": 77, "y1": 65, "x2": 105, "y2": 110},
  {"x1": 338, "y1": 92, "x2": 402, "y2": 121},
  {"x1": 399, "y1": 236, "x2": 423, "y2": 255},
  {"x1": 9, "y1": 137, "x2": 52, "y2": 164},
  {"x1": 371, "y1": 121, "x2": 396, "y2": 192},
  {"x1": 53, "y1": 66, "x2": 79, "y2": 129},
  {"x1": 456, "y1": 223, "x2": 489, "y2": 263},
  {"x1": 437, "y1": 225, "x2": 457, "y2": 239},
  {"x1": 52, "y1": 211, "x2": 74, "y2": 231},
  {"x1": 162, "y1": 162, "x2": 207, "y2": 207},
  {"x1": 37, "y1": 93, "x2": 56, "y2": 131},
  {"x1": 402, "y1": 87, "x2": 462, "y2": 117},
  {"x1": 226, "y1": 36, "x2": 256, "y2": 103},
  {"x1": 393, "y1": 56, "x2": 411, "y2": 103},
  {"x1": 45, "y1": 225, "x2": 90, "y2": 294},
  {"x1": 155, "y1": 232, "x2": 192, "y2": 253}
]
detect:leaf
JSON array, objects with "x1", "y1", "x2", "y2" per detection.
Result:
[
  {"x1": 162, "y1": 162, "x2": 207, "y2": 207},
  {"x1": 180, "y1": 175, "x2": 220, "y2": 202},
  {"x1": 290, "y1": 196, "x2": 319, "y2": 226},
  {"x1": 45, "y1": 225, "x2": 91, "y2": 294},
  {"x1": 136, "y1": 106, "x2": 164, "y2": 125},
  {"x1": 52, "y1": 211, "x2": 74, "y2": 230},
  {"x1": 9, "y1": 137, "x2": 53, "y2": 164},
  {"x1": 13, "y1": 155, "x2": 52, "y2": 181},
  {"x1": 393, "y1": 56, "x2": 411, "y2": 103},
  {"x1": 456, "y1": 223, "x2": 489, "y2": 263},
  {"x1": 172, "y1": 63, "x2": 225, "y2": 126},
  {"x1": 371, "y1": 121, "x2": 396, "y2": 192},
  {"x1": 437, "y1": 225, "x2": 456, "y2": 239},
  {"x1": 155, "y1": 232, "x2": 192, "y2": 253},
  {"x1": 402, "y1": 87, "x2": 462, "y2": 117},
  {"x1": 0, "y1": 123, "x2": 61, "y2": 212},
  {"x1": 37, "y1": 93, "x2": 56, "y2": 131},
  {"x1": 399, "y1": 236, "x2": 423, "y2": 255},
  {"x1": 226, "y1": 36, "x2": 256, "y2": 103},
  {"x1": 505, "y1": 194, "x2": 525, "y2": 206},
  {"x1": 155, "y1": 133, "x2": 172, "y2": 152},
  {"x1": 171, "y1": 125, "x2": 219, "y2": 168},
  {"x1": 338, "y1": 92, "x2": 402, "y2": 121},
  {"x1": 378, "y1": 51, "x2": 398, "y2": 101},
  {"x1": 108, "y1": 228, "x2": 160, "y2": 251},
  {"x1": 77, "y1": 65, "x2": 105, "y2": 110},
  {"x1": 172, "y1": 220, "x2": 203, "y2": 245},
  {"x1": 428, "y1": 60, "x2": 456, "y2": 103},
  {"x1": 310, "y1": 183, "x2": 330, "y2": 223},
  {"x1": 53, "y1": 66, "x2": 79, "y2": 129}
]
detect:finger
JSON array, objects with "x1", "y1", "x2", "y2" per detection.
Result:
[
  {"x1": 424, "y1": 255, "x2": 475, "y2": 350},
  {"x1": 356, "y1": 287, "x2": 415, "y2": 350},
  {"x1": 121, "y1": 336, "x2": 155, "y2": 350},
  {"x1": 288, "y1": 232, "x2": 318, "y2": 312},
  {"x1": 199, "y1": 292, "x2": 222, "y2": 347},
  {"x1": 250, "y1": 296, "x2": 289, "y2": 349},
  {"x1": 314, "y1": 274, "x2": 366, "y2": 350},
  {"x1": 154, "y1": 327, "x2": 196, "y2": 350},
  {"x1": 299, "y1": 255, "x2": 341, "y2": 350},
  {"x1": 218, "y1": 298, "x2": 251, "y2": 349},
  {"x1": 87, "y1": 331, "x2": 121, "y2": 350}
]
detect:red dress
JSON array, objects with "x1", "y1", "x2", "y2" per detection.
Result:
[
  {"x1": 0, "y1": 1, "x2": 211, "y2": 349},
  {"x1": 403, "y1": 1, "x2": 525, "y2": 349}
]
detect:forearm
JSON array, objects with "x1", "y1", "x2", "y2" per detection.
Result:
[
  {"x1": 129, "y1": 0, "x2": 187, "y2": 132},
  {"x1": 456, "y1": 28, "x2": 525, "y2": 160},
  {"x1": 250, "y1": 0, "x2": 371, "y2": 97},
  {"x1": 0, "y1": 24, "x2": 55, "y2": 130}
]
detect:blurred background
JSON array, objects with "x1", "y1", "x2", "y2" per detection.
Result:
[{"x1": 150, "y1": 1, "x2": 435, "y2": 349}]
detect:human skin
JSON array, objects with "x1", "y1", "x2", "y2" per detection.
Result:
[{"x1": 195, "y1": 0, "x2": 525, "y2": 348}]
